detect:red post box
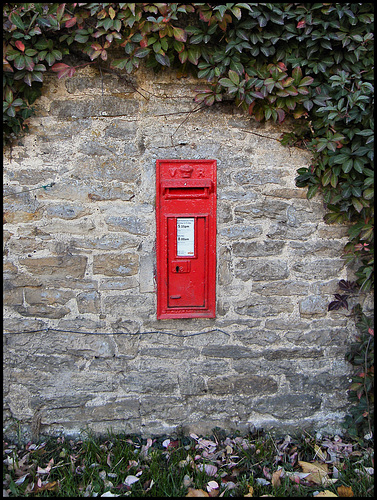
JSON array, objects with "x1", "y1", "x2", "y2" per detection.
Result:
[{"x1": 156, "y1": 159, "x2": 217, "y2": 319}]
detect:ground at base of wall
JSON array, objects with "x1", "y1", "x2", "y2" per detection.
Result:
[{"x1": 3, "y1": 427, "x2": 374, "y2": 497}]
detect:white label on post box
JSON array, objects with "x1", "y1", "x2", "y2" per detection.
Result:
[{"x1": 177, "y1": 218, "x2": 195, "y2": 256}]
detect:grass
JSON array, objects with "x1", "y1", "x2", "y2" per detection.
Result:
[{"x1": 3, "y1": 428, "x2": 374, "y2": 497}]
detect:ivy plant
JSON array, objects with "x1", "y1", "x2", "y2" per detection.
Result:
[{"x1": 3, "y1": 3, "x2": 374, "y2": 290}]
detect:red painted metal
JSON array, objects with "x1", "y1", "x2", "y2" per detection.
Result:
[{"x1": 156, "y1": 159, "x2": 217, "y2": 319}]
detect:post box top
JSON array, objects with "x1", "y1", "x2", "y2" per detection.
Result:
[{"x1": 157, "y1": 159, "x2": 216, "y2": 182}]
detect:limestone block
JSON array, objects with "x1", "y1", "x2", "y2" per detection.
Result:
[
  {"x1": 20, "y1": 255, "x2": 88, "y2": 278},
  {"x1": 93, "y1": 253, "x2": 139, "y2": 276},
  {"x1": 235, "y1": 259, "x2": 289, "y2": 281},
  {"x1": 232, "y1": 240, "x2": 286, "y2": 257},
  {"x1": 235, "y1": 295, "x2": 294, "y2": 316},
  {"x1": 49, "y1": 97, "x2": 139, "y2": 118},
  {"x1": 292, "y1": 259, "x2": 344, "y2": 279},
  {"x1": 76, "y1": 291, "x2": 101, "y2": 314},
  {"x1": 253, "y1": 394, "x2": 322, "y2": 419},
  {"x1": 207, "y1": 374, "x2": 278, "y2": 395},
  {"x1": 299, "y1": 295, "x2": 328, "y2": 317}
]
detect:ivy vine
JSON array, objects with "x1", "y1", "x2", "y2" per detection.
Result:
[{"x1": 3, "y1": 3, "x2": 374, "y2": 294}]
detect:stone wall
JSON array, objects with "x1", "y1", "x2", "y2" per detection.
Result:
[{"x1": 3, "y1": 64, "x2": 366, "y2": 441}]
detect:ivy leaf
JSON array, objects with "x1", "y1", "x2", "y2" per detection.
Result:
[
  {"x1": 134, "y1": 47, "x2": 151, "y2": 58},
  {"x1": 228, "y1": 70, "x2": 239, "y2": 85},
  {"x1": 51, "y1": 63, "x2": 76, "y2": 79},
  {"x1": 173, "y1": 27, "x2": 187, "y2": 42},
  {"x1": 328, "y1": 294, "x2": 349, "y2": 311},
  {"x1": 9, "y1": 12, "x2": 25, "y2": 30},
  {"x1": 15, "y1": 40, "x2": 25, "y2": 52},
  {"x1": 352, "y1": 197, "x2": 364, "y2": 213}
]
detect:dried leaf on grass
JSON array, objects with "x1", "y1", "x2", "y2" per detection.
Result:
[
  {"x1": 337, "y1": 485, "x2": 354, "y2": 497},
  {"x1": 271, "y1": 468, "x2": 283, "y2": 487},
  {"x1": 186, "y1": 487, "x2": 210, "y2": 497},
  {"x1": 298, "y1": 460, "x2": 337, "y2": 486}
]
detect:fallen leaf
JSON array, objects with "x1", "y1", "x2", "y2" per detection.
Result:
[
  {"x1": 36, "y1": 458, "x2": 54, "y2": 475},
  {"x1": 14, "y1": 474, "x2": 29, "y2": 485},
  {"x1": 100, "y1": 492, "x2": 120, "y2": 497},
  {"x1": 271, "y1": 468, "x2": 283, "y2": 487},
  {"x1": 197, "y1": 463, "x2": 218, "y2": 476},
  {"x1": 162, "y1": 439, "x2": 171, "y2": 448},
  {"x1": 207, "y1": 480, "x2": 219, "y2": 497},
  {"x1": 124, "y1": 475, "x2": 139, "y2": 486},
  {"x1": 285, "y1": 470, "x2": 311, "y2": 483},
  {"x1": 337, "y1": 485, "x2": 354, "y2": 497},
  {"x1": 183, "y1": 475, "x2": 193, "y2": 488},
  {"x1": 32, "y1": 480, "x2": 58, "y2": 493},
  {"x1": 186, "y1": 487, "x2": 209, "y2": 497},
  {"x1": 298, "y1": 461, "x2": 329, "y2": 485}
]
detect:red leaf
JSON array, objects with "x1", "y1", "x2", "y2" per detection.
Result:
[
  {"x1": 297, "y1": 20, "x2": 306, "y2": 28},
  {"x1": 65, "y1": 16, "x2": 77, "y2": 28},
  {"x1": 51, "y1": 63, "x2": 71, "y2": 73},
  {"x1": 15, "y1": 40, "x2": 25, "y2": 52}
]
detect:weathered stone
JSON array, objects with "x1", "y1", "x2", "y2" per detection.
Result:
[
  {"x1": 235, "y1": 259, "x2": 289, "y2": 281},
  {"x1": 234, "y1": 169, "x2": 284, "y2": 185},
  {"x1": 207, "y1": 374, "x2": 278, "y2": 395},
  {"x1": 20, "y1": 255, "x2": 88, "y2": 278},
  {"x1": 292, "y1": 259, "x2": 344, "y2": 279},
  {"x1": 24, "y1": 288, "x2": 74, "y2": 305},
  {"x1": 43, "y1": 203, "x2": 89, "y2": 219},
  {"x1": 253, "y1": 394, "x2": 322, "y2": 419},
  {"x1": 235, "y1": 200, "x2": 289, "y2": 220},
  {"x1": 93, "y1": 253, "x2": 139, "y2": 276},
  {"x1": 234, "y1": 329, "x2": 280, "y2": 345},
  {"x1": 50, "y1": 97, "x2": 139, "y2": 118},
  {"x1": 233, "y1": 240, "x2": 285, "y2": 257},
  {"x1": 105, "y1": 215, "x2": 150, "y2": 235},
  {"x1": 76, "y1": 291, "x2": 101, "y2": 314},
  {"x1": 15, "y1": 304, "x2": 71, "y2": 319},
  {"x1": 220, "y1": 225, "x2": 263, "y2": 240},
  {"x1": 235, "y1": 295, "x2": 294, "y2": 316},
  {"x1": 202, "y1": 345, "x2": 257, "y2": 359},
  {"x1": 299, "y1": 295, "x2": 328, "y2": 317},
  {"x1": 179, "y1": 374, "x2": 207, "y2": 396},
  {"x1": 121, "y1": 370, "x2": 178, "y2": 394},
  {"x1": 289, "y1": 240, "x2": 345, "y2": 257},
  {"x1": 252, "y1": 280, "x2": 310, "y2": 296}
]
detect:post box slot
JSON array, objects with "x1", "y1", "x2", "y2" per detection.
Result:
[{"x1": 161, "y1": 179, "x2": 212, "y2": 199}]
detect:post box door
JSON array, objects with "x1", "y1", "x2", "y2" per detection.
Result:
[
  {"x1": 167, "y1": 216, "x2": 207, "y2": 308},
  {"x1": 156, "y1": 159, "x2": 216, "y2": 319}
]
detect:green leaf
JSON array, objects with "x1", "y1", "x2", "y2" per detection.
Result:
[
  {"x1": 299, "y1": 76, "x2": 314, "y2": 86},
  {"x1": 307, "y1": 184, "x2": 319, "y2": 199},
  {"x1": 352, "y1": 197, "x2": 364, "y2": 213},
  {"x1": 322, "y1": 169, "x2": 332, "y2": 186},
  {"x1": 10, "y1": 12, "x2": 25, "y2": 30},
  {"x1": 173, "y1": 27, "x2": 187, "y2": 42},
  {"x1": 219, "y1": 78, "x2": 236, "y2": 88},
  {"x1": 228, "y1": 70, "x2": 239, "y2": 85},
  {"x1": 13, "y1": 54, "x2": 26, "y2": 70},
  {"x1": 342, "y1": 158, "x2": 353, "y2": 173},
  {"x1": 363, "y1": 187, "x2": 374, "y2": 200},
  {"x1": 134, "y1": 47, "x2": 151, "y2": 58}
]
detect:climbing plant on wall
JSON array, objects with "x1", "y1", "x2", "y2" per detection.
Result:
[{"x1": 3, "y1": 2, "x2": 374, "y2": 294}]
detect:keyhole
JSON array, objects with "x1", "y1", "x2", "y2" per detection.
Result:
[{"x1": 176, "y1": 265, "x2": 180, "y2": 273}]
